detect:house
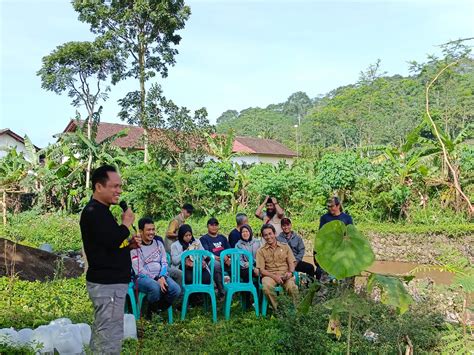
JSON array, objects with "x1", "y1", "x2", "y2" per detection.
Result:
[
  {"x1": 62, "y1": 120, "x2": 297, "y2": 165},
  {"x1": 0, "y1": 128, "x2": 39, "y2": 159}
]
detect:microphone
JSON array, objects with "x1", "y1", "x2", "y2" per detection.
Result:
[
  {"x1": 120, "y1": 200, "x2": 137, "y2": 233},
  {"x1": 119, "y1": 200, "x2": 128, "y2": 212}
]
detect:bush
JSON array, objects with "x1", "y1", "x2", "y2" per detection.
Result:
[
  {"x1": 0, "y1": 210, "x2": 80, "y2": 252},
  {"x1": 0, "y1": 276, "x2": 93, "y2": 329}
]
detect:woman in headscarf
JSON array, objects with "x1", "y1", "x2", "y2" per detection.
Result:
[
  {"x1": 171, "y1": 224, "x2": 211, "y2": 285},
  {"x1": 235, "y1": 224, "x2": 261, "y2": 284}
]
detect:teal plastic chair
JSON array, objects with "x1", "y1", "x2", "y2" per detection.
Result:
[
  {"x1": 220, "y1": 249, "x2": 259, "y2": 320},
  {"x1": 259, "y1": 272, "x2": 298, "y2": 317},
  {"x1": 125, "y1": 281, "x2": 173, "y2": 323},
  {"x1": 180, "y1": 249, "x2": 217, "y2": 323}
]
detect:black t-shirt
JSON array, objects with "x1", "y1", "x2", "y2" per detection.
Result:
[
  {"x1": 228, "y1": 228, "x2": 241, "y2": 248},
  {"x1": 319, "y1": 212, "x2": 353, "y2": 230},
  {"x1": 80, "y1": 198, "x2": 131, "y2": 284}
]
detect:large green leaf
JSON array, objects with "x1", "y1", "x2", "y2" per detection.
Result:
[
  {"x1": 314, "y1": 221, "x2": 375, "y2": 279},
  {"x1": 366, "y1": 273, "x2": 413, "y2": 314},
  {"x1": 297, "y1": 281, "x2": 321, "y2": 315},
  {"x1": 453, "y1": 269, "x2": 474, "y2": 293}
]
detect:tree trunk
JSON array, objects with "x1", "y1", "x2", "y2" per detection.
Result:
[
  {"x1": 425, "y1": 62, "x2": 473, "y2": 216},
  {"x1": 85, "y1": 111, "x2": 93, "y2": 189},
  {"x1": 138, "y1": 41, "x2": 148, "y2": 163}
]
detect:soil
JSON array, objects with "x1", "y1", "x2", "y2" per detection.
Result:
[{"x1": 0, "y1": 238, "x2": 83, "y2": 281}]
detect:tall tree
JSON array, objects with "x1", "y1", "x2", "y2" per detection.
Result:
[
  {"x1": 73, "y1": 0, "x2": 191, "y2": 163},
  {"x1": 37, "y1": 39, "x2": 123, "y2": 188}
]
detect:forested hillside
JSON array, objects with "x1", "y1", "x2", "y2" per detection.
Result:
[{"x1": 216, "y1": 53, "x2": 474, "y2": 153}]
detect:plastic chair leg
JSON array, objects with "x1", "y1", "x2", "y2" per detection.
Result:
[
  {"x1": 167, "y1": 306, "x2": 173, "y2": 324},
  {"x1": 251, "y1": 289, "x2": 259, "y2": 317},
  {"x1": 261, "y1": 293, "x2": 268, "y2": 317},
  {"x1": 181, "y1": 291, "x2": 190, "y2": 321},
  {"x1": 224, "y1": 290, "x2": 235, "y2": 320},
  {"x1": 209, "y1": 291, "x2": 217, "y2": 323}
]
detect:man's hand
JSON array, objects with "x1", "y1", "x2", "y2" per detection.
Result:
[
  {"x1": 282, "y1": 272, "x2": 293, "y2": 281},
  {"x1": 273, "y1": 274, "x2": 284, "y2": 284},
  {"x1": 122, "y1": 208, "x2": 135, "y2": 228},
  {"x1": 272, "y1": 197, "x2": 278, "y2": 205},
  {"x1": 224, "y1": 255, "x2": 231, "y2": 266},
  {"x1": 185, "y1": 258, "x2": 194, "y2": 268},
  {"x1": 129, "y1": 235, "x2": 141, "y2": 249},
  {"x1": 264, "y1": 195, "x2": 270, "y2": 203},
  {"x1": 158, "y1": 277, "x2": 168, "y2": 293}
]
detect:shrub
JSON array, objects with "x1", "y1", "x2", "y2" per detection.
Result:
[{"x1": 0, "y1": 210, "x2": 80, "y2": 252}]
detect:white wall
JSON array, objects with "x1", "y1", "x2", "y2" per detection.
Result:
[
  {"x1": 204, "y1": 154, "x2": 294, "y2": 166},
  {"x1": 0, "y1": 134, "x2": 26, "y2": 158}
]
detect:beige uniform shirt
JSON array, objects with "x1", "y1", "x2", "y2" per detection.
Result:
[{"x1": 256, "y1": 241, "x2": 295, "y2": 275}]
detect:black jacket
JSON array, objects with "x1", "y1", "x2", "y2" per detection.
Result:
[{"x1": 80, "y1": 198, "x2": 131, "y2": 284}]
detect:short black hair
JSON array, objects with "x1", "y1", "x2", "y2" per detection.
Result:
[
  {"x1": 207, "y1": 217, "x2": 219, "y2": 226},
  {"x1": 261, "y1": 223, "x2": 276, "y2": 236},
  {"x1": 91, "y1": 165, "x2": 117, "y2": 191},
  {"x1": 138, "y1": 217, "x2": 154, "y2": 230},
  {"x1": 182, "y1": 203, "x2": 194, "y2": 214},
  {"x1": 266, "y1": 197, "x2": 274, "y2": 204}
]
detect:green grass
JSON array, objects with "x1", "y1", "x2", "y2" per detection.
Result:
[
  {"x1": 0, "y1": 275, "x2": 454, "y2": 354},
  {"x1": 1, "y1": 211, "x2": 472, "y2": 253}
]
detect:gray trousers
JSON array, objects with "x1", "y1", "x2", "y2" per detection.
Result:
[
  {"x1": 168, "y1": 265, "x2": 183, "y2": 286},
  {"x1": 87, "y1": 282, "x2": 128, "y2": 355}
]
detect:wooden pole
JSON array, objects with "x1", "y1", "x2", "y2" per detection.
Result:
[{"x1": 2, "y1": 190, "x2": 6, "y2": 226}]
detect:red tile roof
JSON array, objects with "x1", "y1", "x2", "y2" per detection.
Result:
[{"x1": 63, "y1": 120, "x2": 296, "y2": 157}]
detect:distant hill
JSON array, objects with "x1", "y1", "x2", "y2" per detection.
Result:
[{"x1": 215, "y1": 57, "x2": 474, "y2": 151}]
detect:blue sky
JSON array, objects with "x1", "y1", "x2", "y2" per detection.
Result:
[{"x1": 1, "y1": 0, "x2": 473, "y2": 147}]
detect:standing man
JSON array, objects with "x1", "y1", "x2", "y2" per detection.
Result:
[
  {"x1": 80, "y1": 165, "x2": 140, "y2": 354},
  {"x1": 319, "y1": 197, "x2": 353, "y2": 229},
  {"x1": 165, "y1": 203, "x2": 194, "y2": 253},
  {"x1": 277, "y1": 218, "x2": 315, "y2": 280},
  {"x1": 255, "y1": 196, "x2": 285, "y2": 236},
  {"x1": 256, "y1": 224, "x2": 298, "y2": 311},
  {"x1": 315, "y1": 197, "x2": 354, "y2": 280},
  {"x1": 228, "y1": 212, "x2": 248, "y2": 248}
]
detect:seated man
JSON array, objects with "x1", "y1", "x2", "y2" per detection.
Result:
[
  {"x1": 138, "y1": 217, "x2": 183, "y2": 286},
  {"x1": 200, "y1": 217, "x2": 231, "y2": 300},
  {"x1": 277, "y1": 218, "x2": 315, "y2": 281},
  {"x1": 228, "y1": 212, "x2": 248, "y2": 248},
  {"x1": 256, "y1": 224, "x2": 298, "y2": 310},
  {"x1": 131, "y1": 220, "x2": 181, "y2": 315}
]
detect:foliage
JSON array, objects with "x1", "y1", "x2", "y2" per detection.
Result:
[
  {"x1": 314, "y1": 221, "x2": 375, "y2": 279},
  {"x1": 0, "y1": 211, "x2": 81, "y2": 252},
  {"x1": 366, "y1": 274, "x2": 414, "y2": 314},
  {"x1": 0, "y1": 276, "x2": 92, "y2": 329}
]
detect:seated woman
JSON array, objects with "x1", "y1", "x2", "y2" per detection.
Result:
[
  {"x1": 171, "y1": 224, "x2": 211, "y2": 287},
  {"x1": 235, "y1": 224, "x2": 261, "y2": 303}
]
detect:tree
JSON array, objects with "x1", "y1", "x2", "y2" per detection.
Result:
[
  {"x1": 37, "y1": 39, "x2": 123, "y2": 188},
  {"x1": 73, "y1": 0, "x2": 191, "y2": 163},
  {"x1": 144, "y1": 83, "x2": 211, "y2": 167},
  {"x1": 282, "y1": 91, "x2": 313, "y2": 126}
]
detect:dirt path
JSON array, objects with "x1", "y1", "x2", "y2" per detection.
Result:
[{"x1": 0, "y1": 238, "x2": 83, "y2": 281}]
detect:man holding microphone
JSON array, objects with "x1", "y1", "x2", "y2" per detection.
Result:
[{"x1": 80, "y1": 165, "x2": 140, "y2": 354}]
